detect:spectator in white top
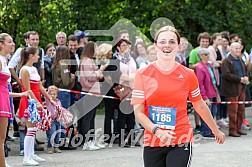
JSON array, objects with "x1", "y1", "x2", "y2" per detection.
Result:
[{"x1": 8, "y1": 31, "x2": 45, "y2": 87}]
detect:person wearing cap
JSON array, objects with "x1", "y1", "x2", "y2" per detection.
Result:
[
  {"x1": 196, "y1": 48, "x2": 219, "y2": 139},
  {"x1": 74, "y1": 30, "x2": 89, "y2": 57},
  {"x1": 75, "y1": 30, "x2": 89, "y2": 47},
  {"x1": 113, "y1": 38, "x2": 137, "y2": 147}
]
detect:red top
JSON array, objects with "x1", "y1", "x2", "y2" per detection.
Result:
[
  {"x1": 131, "y1": 62, "x2": 202, "y2": 147},
  {"x1": 18, "y1": 80, "x2": 42, "y2": 118},
  {"x1": 18, "y1": 66, "x2": 41, "y2": 118}
]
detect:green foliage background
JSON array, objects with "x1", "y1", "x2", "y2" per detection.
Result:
[{"x1": 1, "y1": 0, "x2": 252, "y2": 50}]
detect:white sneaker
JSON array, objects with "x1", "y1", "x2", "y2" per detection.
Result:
[
  {"x1": 31, "y1": 154, "x2": 46, "y2": 162},
  {"x1": 88, "y1": 141, "x2": 100, "y2": 150},
  {"x1": 82, "y1": 142, "x2": 88, "y2": 150},
  {"x1": 19, "y1": 150, "x2": 24, "y2": 156},
  {"x1": 82, "y1": 141, "x2": 100, "y2": 150},
  {"x1": 242, "y1": 124, "x2": 251, "y2": 130},
  {"x1": 94, "y1": 141, "x2": 106, "y2": 149},
  {"x1": 23, "y1": 158, "x2": 39, "y2": 166},
  {"x1": 5, "y1": 161, "x2": 13, "y2": 167},
  {"x1": 216, "y1": 119, "x2": 229, "y2": 128},
  {"x1": 224, "y1": 118, "x2": 229, "y2": 123}
]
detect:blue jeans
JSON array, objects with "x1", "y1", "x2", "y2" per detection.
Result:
[
  {"x1": 46, "y1": 120, "x2": 61, "y2": 148},
  {"x1": 58, "y1": 91, "x2": 71, "y2": 109},
  {"x1": 19, "y1": 131, "x2": 26, "y2": 151},
  {"x1": 201, "y1": 98, "x2": 217, "y2": 136}
]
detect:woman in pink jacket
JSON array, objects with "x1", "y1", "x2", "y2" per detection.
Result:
[
  {"x1": 78, "y1": 41, "x2": 106, "y2": 150},
  {"x1": 196, "y1": 48, "x2": 219, "y2": 139}
]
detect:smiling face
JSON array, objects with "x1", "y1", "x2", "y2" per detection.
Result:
[
  {"x1": 117, "y1": 41, "x2": 130, "y2": 55},
  {"x1": 199, "y1": 38, "x2": 210, "y2": 48},
  {"x1": 221, "y1": 38, "x2": 229, "y2": 48},
  {"x1": 0, "y1": 35, "x2": 15, "y2": 55},
  {"x1": 154, "y1": 30, "x2": 179, "y2": 62},
  {"x1": 68, "y1": 40, "x2": 78, "y2": 54},
  {"x1": 28, "y1": 34, "x2": 39, "y2": 47}
]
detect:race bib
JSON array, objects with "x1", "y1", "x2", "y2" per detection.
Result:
[{"x1": 148, "y1": 106, "x2": 177, "y2": 130}]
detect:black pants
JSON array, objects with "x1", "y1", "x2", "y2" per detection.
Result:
[
  {"x1": 104, "y1": 97, "x2": 116, "y2": 142},
  {"x1": 143, "y1": 143, "x2": 193, "y2": 167},
  {"x1": 13, "y1": 98, "x2": 20, "y2": 132},
  {"x1": 77, "y1": 94, "x2": 99, "y2": 144},
  {"x1": 115, "y1": 100, "x2": 135, "y2": 144},
  {"x1": 78, "y1": 108, "x2": 96, "y2": 143}
]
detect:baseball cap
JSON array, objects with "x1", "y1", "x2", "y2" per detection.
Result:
[{"x1": 74, "y1": 30, "x2": 89, "y2": 40}]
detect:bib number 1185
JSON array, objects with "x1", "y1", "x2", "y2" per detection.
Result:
[{"x1": 151, "y1": 113, "x2": 171, "y2": 123}]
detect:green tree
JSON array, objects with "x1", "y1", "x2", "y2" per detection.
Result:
[{"x1": 1, "y1": 0, "x2": 252, "y2": 50}]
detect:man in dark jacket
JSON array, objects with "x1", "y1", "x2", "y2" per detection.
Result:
[
  {"x1": 68, "y1": 35, "x2": 82, "y2": 95},
  {"x1": 221, "y1": 42, "x2": 248, "y2": 137}
]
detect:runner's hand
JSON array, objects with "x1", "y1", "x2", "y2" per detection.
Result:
[
  {"x1": 213, "y1": 130, "x2": 225, "y2": 144},
  {"x1": 155, "y1": 129, "x2": 177, "y2": 145}
]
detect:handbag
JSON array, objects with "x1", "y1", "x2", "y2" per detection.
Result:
[{"x1": 114, "y1": 84, "x2": 132, "y2": 101}]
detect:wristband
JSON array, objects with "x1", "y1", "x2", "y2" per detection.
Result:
[{"x1": 152, "y1": 126, "x2": 160, "y2": 134}]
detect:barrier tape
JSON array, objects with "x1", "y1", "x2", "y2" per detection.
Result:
[
  {"x1": 56, "y1": 88, "x2": 251, "y2": 104},
  {"x1": 57, "y1": 88, "x2": 121, "y2": 100},
  {"x1": 187, "y1": 100, "x2": 252, "y2": 104},
  {"x1": 205, "y1": 101, "x2": 252, "y2": 105}
]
